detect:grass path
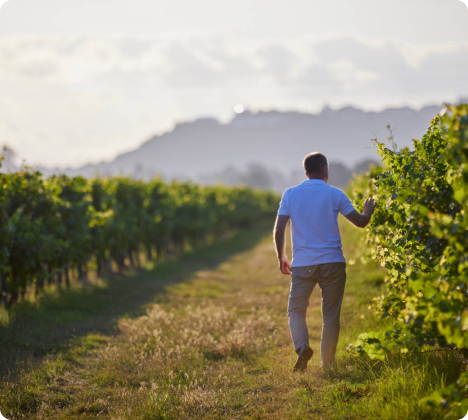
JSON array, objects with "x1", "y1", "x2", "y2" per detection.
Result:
[{"x1": 0, "y1": 219, "x2": 464, "y2": 419}]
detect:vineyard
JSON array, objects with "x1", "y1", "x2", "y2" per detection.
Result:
[
  {"x1": 0, "y1": 105, "x2": 467, "y2": 420},
  {"x1": 348, "y1": 103, "x2": 468, "y2": 416},
  {"x1": 0, "y1": 170, "x2": 278, "y2": 307}
]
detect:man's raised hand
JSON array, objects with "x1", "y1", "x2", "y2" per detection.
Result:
[{"x1": 363, "y1": 198, "x2": 376, "y2": 216}]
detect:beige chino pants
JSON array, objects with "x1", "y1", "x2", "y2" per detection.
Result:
[{"x1": 287, "y1": 262, "x2": 347, "y2": 367}]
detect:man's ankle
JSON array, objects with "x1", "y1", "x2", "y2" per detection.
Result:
[{"x1": 295, "y1": 344, "x2": 309, "y2": 354}]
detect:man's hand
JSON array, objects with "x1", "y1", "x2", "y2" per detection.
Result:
[
  {"x1": 279, "y1": 255, "x2": 292, "y2": 275},
  {"x1": 344, "y1": 198, "x2": 377, "y2": 228},
  {"x1": 274, "y1": 214, "x2": 291, "y2": 274},
  {"x1": 363, "y1": 198, "x2": 376, "y2": 216}
]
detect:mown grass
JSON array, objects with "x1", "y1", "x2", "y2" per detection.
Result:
[{"x1": 0, "y1": 218, "x2": 466, "y2": 419}]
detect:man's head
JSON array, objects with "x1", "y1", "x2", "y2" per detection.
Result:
[{"x1": 303, "y1": 152, "x2": 328, "y2": 182}]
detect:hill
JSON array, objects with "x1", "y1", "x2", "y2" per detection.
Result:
[{"x1": 39, "y1": 103, "x2": 442, "y2": 190}]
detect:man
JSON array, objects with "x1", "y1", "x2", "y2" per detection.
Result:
[{"x1": 273, "y1": 152, "x2": 376, "y2": 372}]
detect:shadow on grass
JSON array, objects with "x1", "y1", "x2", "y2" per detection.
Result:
[{"x1": 0, "y1": 221, "x2": 273, "y2": 380}]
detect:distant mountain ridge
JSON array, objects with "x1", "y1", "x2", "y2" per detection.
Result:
[{"x1": 36, "y1": 102, "x2": 447, "y2": 190}]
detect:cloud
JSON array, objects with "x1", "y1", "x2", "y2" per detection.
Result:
[
  {"x1": 415, "y1": 46, "x2": 468, "y2": 94},
  {"x1": 0, "y1": 34, "x2": 467, "y2": 97},
  {"x1": 313, "y1": 38, "x2": 412, "y2": 76},
  {"x1": 161, "y1": 42, "x2": 225, "y2": 87},
  {"x1": 294, "y1": 64, "x2": 343, "y2": 94},
  {"x1": 16, "y1": 57, "x2": 58, "y2": 78},
  {"x1": 118, "y1": 37, "x2": 156, "y2": 59},
  {"x1": 288, "y1": 37, "x2": 468, "y2": 98},
  {"x1": 158, "y1": 37, "x2": 259, "y2": 88},
  {"x1": 0, "y1": 33, "x2": 466, "y2": 168},
  {"x1": 257, "y1": 44, "x2": 298, "y2": 82}
]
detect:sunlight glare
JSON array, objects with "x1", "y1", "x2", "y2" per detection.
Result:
[{"x1": 234, "y1": 104, "x2": 244, "y2": 114}]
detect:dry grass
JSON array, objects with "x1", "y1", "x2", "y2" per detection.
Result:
[{"x1": 0, "y1": 219, "x2": 465, "y2": 419}]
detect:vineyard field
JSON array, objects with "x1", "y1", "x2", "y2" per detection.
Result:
[
  {"x1": 0, "y1": 104, "x2": 467, "y2": 419},
  {"x1": 0, "y1": 172, "x2": 278, "y2": 308},
  {"x1": 0, "y1": 219, "x2": 465, "y2": 419}
]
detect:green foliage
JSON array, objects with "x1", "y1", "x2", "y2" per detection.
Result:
[
  {"x1": 422, "y1": 371, "x2": 468, "y2": 417},
  {"x1": 0, "y1": 168, "x2": 279, "y2": 306},
  {"x1": 347, "y1": 104, "x2": 468, "y2": 415}
]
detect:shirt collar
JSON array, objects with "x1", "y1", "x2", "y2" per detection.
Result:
[{"x1": 301, "y1": 179, "x2": 325, "y2": 185}]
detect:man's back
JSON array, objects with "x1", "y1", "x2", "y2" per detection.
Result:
[
  {"x1": 273, "y1": 152, "x2": 375, "y2": 371},
  {"x1": 278, "y1": 179, "x2": 355, "y2": 267}
]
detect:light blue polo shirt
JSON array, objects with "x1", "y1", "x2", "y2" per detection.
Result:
[{"x1": 277, "y1": 179, "x2": 355, "y2": 268}]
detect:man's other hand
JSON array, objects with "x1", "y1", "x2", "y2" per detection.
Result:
[{"x1": 279, "y1": 256, "x2": 292, "y2": 275}]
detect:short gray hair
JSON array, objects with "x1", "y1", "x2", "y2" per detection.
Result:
[{"x1": 303, "y1": 152, "x2": 328, "y2": 175}]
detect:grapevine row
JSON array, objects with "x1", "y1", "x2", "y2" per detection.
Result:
[
  {"x1": 0, "y1": 169, "x2": 279, "y2": 307},
  {"x1": 347, "y1": 103, "x2": 468, "y2": 415}
]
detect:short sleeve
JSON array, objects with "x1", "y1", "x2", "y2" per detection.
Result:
[
  {"x1": 277, "y1": 189, "x2": 289, "y2": 216},
  {"x1": 339, "y1": 191, "x2": 355, "y2": 216}
]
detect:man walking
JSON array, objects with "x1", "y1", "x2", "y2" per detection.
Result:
[{"x1": 273, "y1": 152, "x2": 376, "y2": 372}]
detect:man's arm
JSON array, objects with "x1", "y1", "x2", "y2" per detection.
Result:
[
  {"x1": 273, "y1": 214, "x2": 292, "y2": 275},
  {"x1": 344, "y1": 198, "x2": 376, "y2": 228}
]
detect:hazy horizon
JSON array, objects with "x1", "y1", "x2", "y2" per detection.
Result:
[
  {"x1": 0, "y1": 0, "x2": 467, "y2": 168},
  {"x1": 24, "y1": 101, "x2": 452, "y2": 170}
]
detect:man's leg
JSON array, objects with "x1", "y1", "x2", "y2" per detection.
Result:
[
  {"x1": 317, "y1": 262, "x2": 347, "y2": 367},
  {"x1": 287, "y1": 266, "x2": 318, "y2": 352}
]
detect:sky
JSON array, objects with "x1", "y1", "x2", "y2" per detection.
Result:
[{"x1": 0, "y1": 0, "x2": 467, "y2": 168}]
